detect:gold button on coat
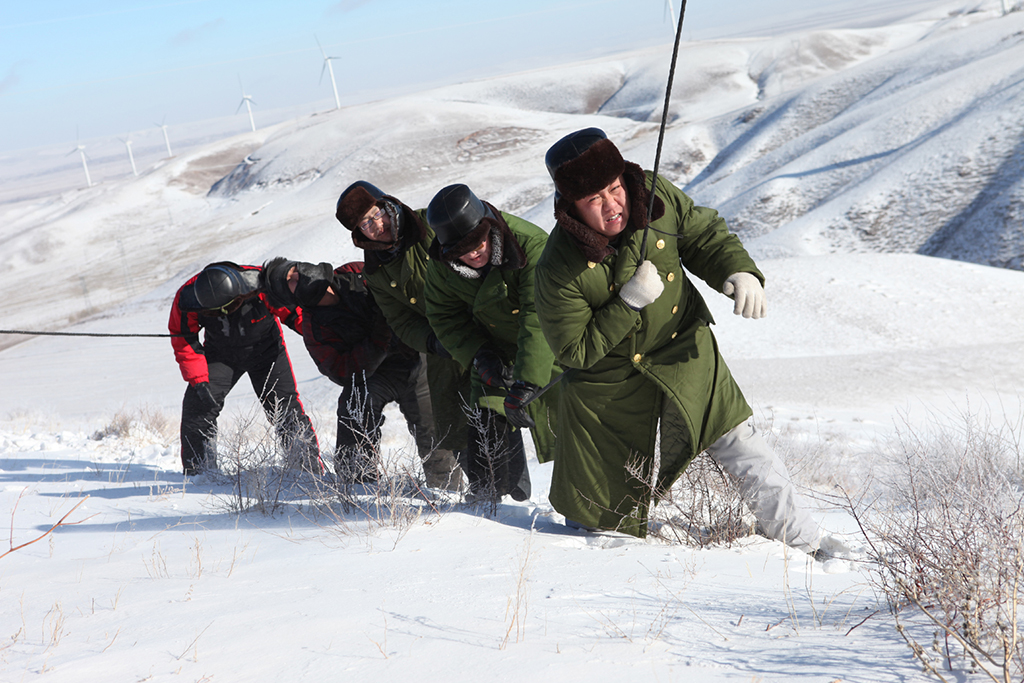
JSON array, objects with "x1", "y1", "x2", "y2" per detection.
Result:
[
  {"x1": 667, "y1": 272, "x2": 675, "y2": 282},
  {"x1": 390, "y1": 281, "x2": 398, "y2": 288},
  {"x1": 409, "y1": 297, "x2": 417, "y2": 304},
  {"x1": 511, "y1": 309, "x2": 519, "y2": 314},
  {"x1": 633, "y1": 353, "x2": 642, "y2": 362},
  {"x1": 587, "y1": 261, "x2": 596, "y2": 269},
  {"x1": 656, "y1": 239, "x2": 665, "y2": 249},
  {"x1": 672, "y1": 305, "x2": 678, "y2": 314}
]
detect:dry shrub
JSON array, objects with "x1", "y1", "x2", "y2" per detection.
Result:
[
  {"x1": 91, "y1": 405, "x2": 174, "y2": 442},
  {"x1": 846, "y1": 407, "x2": 1024, "y2": 681},
  {"x1": 647, "y1": 452, "x2": 757, "y2": 547},
  {"x1": 214, "y1": 393, "x2": 438, "y2": 539}
]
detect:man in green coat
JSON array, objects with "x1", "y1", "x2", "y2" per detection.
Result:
[
  {"x1": 335, "y1": 180, "x2": 466, "y2": 491},
  {"x1": 535, "y1": 127, "x2": 826, "y2": 555},
  {"x1": 424, "y1": 184, "x2": 561, "y2": 503}
]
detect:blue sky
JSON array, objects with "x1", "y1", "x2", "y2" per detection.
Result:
[{"x1": 0, "y1": 0, "x2": 939, "y2": 152}]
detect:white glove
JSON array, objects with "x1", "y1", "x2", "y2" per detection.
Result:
[
  {"x1": 619, "y1": 260, "x2": 664, "y2": 310},
  {"x1": 722, "y1": 272, "x2": 766, "y2": 319}
]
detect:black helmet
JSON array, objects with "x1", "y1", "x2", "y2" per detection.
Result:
[
  {"x1": 181, "y1": 264, "x2": 251, "y2": 311},
  {"x1": 336, "y1": 180, "x2": 385, "y2": 230},
  {"x1": 427, "y1": 184, "x2": 494, "y2": 247}
]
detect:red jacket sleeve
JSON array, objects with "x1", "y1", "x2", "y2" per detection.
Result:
[{"x1": 168, "y1": 274, "x2": 208, "y2": 385}]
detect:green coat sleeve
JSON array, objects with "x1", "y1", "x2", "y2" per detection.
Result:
[
  {"x1": 654, "y1": 175, "x2": 763, "y2": 291},
  {"x1": 504, "y1": 216, "x2": 558, "y2": 387},
  {"x1": 366, "y1": 264, "x2": 433, "y2": 354}
]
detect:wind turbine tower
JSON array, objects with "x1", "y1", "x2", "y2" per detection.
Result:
[
  {"x1": 68, "y1": 140, "x2": 93, "y2": 188},
  {"x1": 156, "y1": 119, "x2": 173, "y2": 158},
  {"x1": 120, "y1": 137, "x2": 138, "y2": 176},
  {"x1": 237, "y1": 76, "x2": 257, "y2": 132},
  {"x1": 316, "y1": 35, "x2": 341, "y2": 110}
]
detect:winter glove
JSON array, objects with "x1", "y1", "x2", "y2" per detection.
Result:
[
  {"x1": 503, "y1": 381, "x2": 538, "y2": 430},
  {"x1": 473, "y1": 347, "x2": 511, "y2": 389},
  {"x1": 193, "y1": 381, "x2": 219, "y2": 412},
  {"x1": 722, "y1": 272, "x2": 766, "y2": 319},
  {"x1": 426, "y1": 332, "x2": 452, "y2": 359},
  {"x1": 618, "y1": 260, "x2": 664, "y2": 310}
]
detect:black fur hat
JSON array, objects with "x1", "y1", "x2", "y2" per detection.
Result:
[{"x1": 545, "y1": 127, "x2": 625, "y2": 202}]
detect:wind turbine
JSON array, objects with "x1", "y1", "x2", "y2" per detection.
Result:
[
  {"x1": 316, "y1": 35, "x2": 341, "y2": 110},
  {"x1": 155, "y1": 118, "x2": 173, "y2": 158},
  {"x1": 67, "y1": 128, "x2": 93, "y2": 187},
  {"x1": 119, "y1": 135, "x2": 138, "y2": 176},
  {"x1": 237, "y1": 76, "x2": 256, "y2": 132}
]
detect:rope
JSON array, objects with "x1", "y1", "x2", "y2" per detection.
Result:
[
  {"x1": 641, "y1": 0, "x2": 688, "y2": 261},
  {"x1": 522, "y1": 4, "x2": 689, "y2": 409},
  {"x1": 0, "y1": 329, "x2": 182, "y2": 338}
]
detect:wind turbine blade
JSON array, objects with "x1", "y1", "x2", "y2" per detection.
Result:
[{"x1": 320, "y1": 61, "x2": 327, "y2": 84}]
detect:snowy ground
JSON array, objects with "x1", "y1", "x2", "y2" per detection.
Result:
[{"x1": 2, "y1": 1, "x2": 1024, "y2": 681}]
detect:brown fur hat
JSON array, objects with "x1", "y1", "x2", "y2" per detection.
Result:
[{"x1": 335, "y1": 181, "x2": 383, "y2": 231}]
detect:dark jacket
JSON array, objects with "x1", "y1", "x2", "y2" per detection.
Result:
[{"x1": 300, "y1": 262, "x2": 416, "y2": 386}]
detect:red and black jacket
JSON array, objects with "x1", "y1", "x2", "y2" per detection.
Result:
[
  {"x1": 300, "y1": 262, "x2": 416, "y2": 386},
  {"x1": 169, "y1": 264, "x2": 303, "y2": 385}
]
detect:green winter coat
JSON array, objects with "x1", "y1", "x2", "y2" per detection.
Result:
[
  {"x1": 362, "y1": 204, "x2": 470, "y2": 451},
  {"x1": 424, "y1": 208, "x2": 560, "y2": 463},
  {"x1": 534, "y1": 165, "x2": 762, "y2": 536}
]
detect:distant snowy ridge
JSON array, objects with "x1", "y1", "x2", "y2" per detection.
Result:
[{"x1": 1, "y1": 1, "x2": 1022, "y2": 343}]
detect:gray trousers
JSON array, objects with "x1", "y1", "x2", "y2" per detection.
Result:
[{"x1": 664, "y1": 400, "x2": 821, "y2": 553}]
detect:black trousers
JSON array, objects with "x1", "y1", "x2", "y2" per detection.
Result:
[
  {"x1": 463, "y1": 409, "x2": 531, "y2": 502},
  {"x1": 180, "y1": 341, "x2": 318, "y2": 475},
  {"x1": 334, "y1": 355, "x2": 432, "y2": 472}
]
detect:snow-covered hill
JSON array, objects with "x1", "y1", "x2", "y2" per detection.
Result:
[{"x1": 2, "y1": 2, "x2": 1024, "y2": 681}]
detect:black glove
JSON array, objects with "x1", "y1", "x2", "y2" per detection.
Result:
[
  {"x1": 503, "y1": 380, "x2": 538, "y2": 430},
  {"x1": 472, "y1": 347, "x2": 510, "y2": 389},
  {"x1": 193, "y1": 381, "x2": 219, "y2": 412},
  {"x1": 426, "y1": 332, "x2": 452, "y2": 359}
]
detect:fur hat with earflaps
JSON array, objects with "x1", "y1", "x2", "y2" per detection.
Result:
[
  {"x1": 545, "y1": 127, "x2": 626, "y2": 203},
  {"x1": 544, "y1": 127, "x2": 664, "y2": 262},
  {"x1": 336, "y1": 180, "x2": 398, "y2": 251}
]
